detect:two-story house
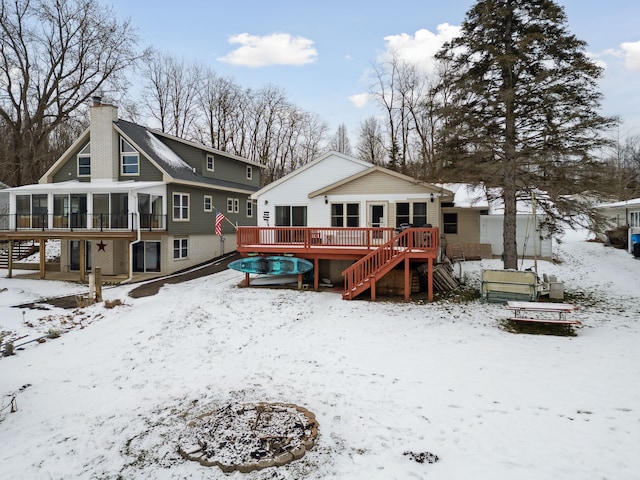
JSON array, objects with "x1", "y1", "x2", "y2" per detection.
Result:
[{"x1": 0, "y1": 97, "x2": 262, "y2": 282}]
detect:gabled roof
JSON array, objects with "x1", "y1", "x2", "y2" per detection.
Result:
[
  {"x1": 309, "y1": 165, "x2": 453, "y2": 198},
  {"x1": 252, "y1": 151, "x2": 373, "y2": 197},
  {"x1": 115, "y1": 120, "x2": 258, "y2": 193},
  {"x1": 39, "y1": 117, "x2": 258, "y2": 194}
]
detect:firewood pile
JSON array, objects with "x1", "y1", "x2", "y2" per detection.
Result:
[{"x1": 417, "y1": 260, "x2": 459, "y2": 292}]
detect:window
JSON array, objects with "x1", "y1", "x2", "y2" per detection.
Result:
[
  {"x1": 206, "y1": 154, "x2": 214, "y2": 172},
  {"x1": 246, "y1": 166, "x2": 253, "y2": 180},
  {"x1": 173, "y1": 238, "x2": 188, "y2": 259},
  {"x1": 630, "y1": 211, "x2": 640, "y2": 227},
  {"x1": 173, "y1": 193, "x2": 189, "y2": 220},
  {"x1": 275, "y1": 206, "x2": 307, "y2": 226},
  {"x1": 77, "y1": 143, "x2": 91, "y2": 177},
  {"x1": 121, "y1": 138, "x2": 139, "y2": 175},
  {"x1": 413, "y1": 202, "x2": 427, "y2": 227},
  {"x1": 204, "y1": 195, "x2": 213, "y2": 212},
  {"x1": 396, "y1": 203, "x2": 410, "y2": 227},
  {"x1": 331, "y1": 203, "x2": 359, "y2": 227},
  {"x1": 227, "y1": 197, "x2": 239, "y2": 213},
  {"x1": 246, "y1": 199, "x2": 253, "y2": 218},
  {"x1": 396, "y1": 202, "x2": 427, "y2": 227},
  {"x1": 443, "y1": 213, "x2": 458, "y2": 234}
]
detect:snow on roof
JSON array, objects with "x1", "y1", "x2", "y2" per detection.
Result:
[
  {"x1": 597, "y1": 197, "x2": 640, "y2": 209},
  {"x1": 146, "y1": 132, "x2": 192, "y2": 170},
  {"x1": 438, "y1": 183, "x2": 544, "y2": 214},
  {"x1": 5, "y1": 180, "x2": 165, "y2": 193}
]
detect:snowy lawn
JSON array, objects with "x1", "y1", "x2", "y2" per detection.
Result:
[{"x1": 1, "y1": 232, "x2": 639, "y2": 479}]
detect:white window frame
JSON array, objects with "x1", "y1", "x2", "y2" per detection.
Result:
[
  {"x1": 246, "y1": 199, "x2": 253, "y2": 218},
  {"x1": 77, "y1": 143, "x2": 91, "y2": 177},
  {"x1": 204, "y1": 195, "x2": 213, "y2": 212},
  {"x1": 246, "y1": 165, "x2": 253, "y2": 180},
  {"x1": 206, "y1": 154, "x2": 214, "y2": 172},
  {"x1": 227, "y1": 197, "x2": 239, "y2": 213},
  {"x1": 173, "y1": 238, "x2": 188, "y2": 259},
  {"x1": 173, "y1": 193, "x2": 190, "y2": 221},
  {"x1": 120, "y1": 138, "x2": 139, "y2": 176}
]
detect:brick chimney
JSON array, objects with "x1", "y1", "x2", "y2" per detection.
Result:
[{"x1": 90, "y1": 98, "x2": 119, "y2": 181}]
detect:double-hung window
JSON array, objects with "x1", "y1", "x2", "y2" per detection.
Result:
[
  {"x1": 206, "y1": 154, "x2": 214, "y2": 172},
  {"x1": 331, "y1": 203, "x2": 359, "y2": 227},
  {"x1": 443, "y1": 213, "x2": 458, "y2": 234},
  {"x1": 121, "y1": 138, "x2": 139, "y2": 175},
  {"x1": 173, "y1": 193, "x2": 189, "y2": 221},
  {"x1": 246, "y1": 200, "x2": 253, "y2": 218},
  {"x1": 173, "y1": 238, "x2": 188, "y2": 259},
  {"x1": 227, "y1": 197, "x2": 239, "y2": 213},
  {"x1": 204, "y1": 195, "x2": 213, "y2": 212},
  {"x1": 77, "y1": 143, "x2": 91, "y2": 177}
]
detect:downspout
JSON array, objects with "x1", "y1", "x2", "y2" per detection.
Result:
[{"x1": 122, "y1": 193, "x2": 141, "y2": 284}]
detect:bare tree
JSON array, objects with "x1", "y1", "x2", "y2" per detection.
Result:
[
  {"x1": 356, "y1": 116, "x2": 386, "y2": 165},
  {"x1": 0, "y1": 0, "x2": 141, "y2": 186},
  {"x1": 328, "y1": 123, "x2": 352, "y2": 155},
  {"x1": 140, "y1": 51, "x2": 201, "y2": 138},
  {"x1": 194, "y1": 71, "x2": 246, "y2": 153}
]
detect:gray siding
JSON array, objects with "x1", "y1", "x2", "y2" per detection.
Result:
[
  {"x1": 167, "y1": 185, "x2": 256, "y2": 236},
  {"x1": 118, "y1": 153, "x2": 164, "y2": 182},
  {"x1": 52, "y1": 142, "x2": 91, "y2": 183}
]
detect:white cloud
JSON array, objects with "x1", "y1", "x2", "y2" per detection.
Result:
[
  {"x1": 620, "y1": 41, "x2": 640, "y2": 71},
  {"x1": 380, "y1": 23, "x2": 461, "y2": 75},
  {"x1": 218, "y1": 33, "x2": 317, "y2": 67},
  {"x1": 348, "y1": 92, "x2": 372, "y2": 108}
]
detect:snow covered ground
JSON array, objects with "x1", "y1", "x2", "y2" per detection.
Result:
[{"x1": 1, "y1": 230, "x2": 639, "y2": 479}]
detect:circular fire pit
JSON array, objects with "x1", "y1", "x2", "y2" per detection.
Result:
[{"x1": 178, "y1": 402, "x2": 318, "y2": 473}]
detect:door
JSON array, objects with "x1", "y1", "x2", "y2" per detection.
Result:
[
  {"x1": 368, "y1": 203, "x2": 387, "y2": 240},
  {"x1": 69, "y1": 240, "x2": 91, "y2": 272},
  {"x1": 133, "y1": 241, "x2": 161, "y2": 272}
]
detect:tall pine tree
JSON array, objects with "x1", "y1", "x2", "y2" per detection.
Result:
[{"x1": 435, "y1": 0, "x2": 615, "y2": 269}]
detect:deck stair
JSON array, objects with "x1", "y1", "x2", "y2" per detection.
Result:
[
  {"x1": 342, "y1": 230, "x2": 412, "y2": 300},
  {"x1": 0, "y1": 241, "x2": 39, "y2": 268}
]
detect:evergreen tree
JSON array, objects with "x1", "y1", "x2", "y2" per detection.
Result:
[{"x1": 435, "y1": 0, "x2": 615, "y2": 269}]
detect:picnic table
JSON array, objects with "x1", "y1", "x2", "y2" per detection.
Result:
[{"x1": 506, "y1": 301, "x2": 581, "y2": 326}]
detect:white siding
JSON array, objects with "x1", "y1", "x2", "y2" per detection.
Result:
[
  {"x1": 480, "y1": 215, "x2": 553, "y2": 258},
  {"x1": 256, "y1": 154, "x2": 369, "y2": 226}
]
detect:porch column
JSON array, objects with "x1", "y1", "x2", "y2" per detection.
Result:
[
  {"x1": 80, "y1": 240, "x2": 86, "y2": 283},
  {"x1": 39, "y1": 237, "x2": 46, "y2": 279},
  {"x1": 7, "y1": 240, "x2": 13, "y2": 278}
]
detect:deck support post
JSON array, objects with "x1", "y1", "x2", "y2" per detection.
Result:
[
  {"x1": 404, "y1": 257, "x2": 411, "y2": 301},
  {"x1": 245, "y1": 272, "x2": 250, "y2": 286},
  {"x1": 297, "y1": 273, "x2": 302, "y2": 289},
  {"x1": 427, "y1": 257, "x2": 433, "y2": 302},
  {"x1": 313, "y1": 258, "x2": 319, "y2": 290},
  {"x1": 371, "y1": 277, "x2": 376, "y2": 301}
]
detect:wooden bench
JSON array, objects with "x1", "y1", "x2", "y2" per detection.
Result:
[{"x1": 506, "y1": 301, "x2": 581, "y2": 325}]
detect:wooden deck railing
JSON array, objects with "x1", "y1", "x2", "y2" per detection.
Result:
[
  {"x1": 237, "y1": 226, "x2": 397, "y2": 249},
  {"x1": 342, "y1": 228, "x2": 438, "y2": 300}
]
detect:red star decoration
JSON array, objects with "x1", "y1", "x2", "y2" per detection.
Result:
[{"x1": 97, "y1": 241, "x2": 107, "y2": 252}]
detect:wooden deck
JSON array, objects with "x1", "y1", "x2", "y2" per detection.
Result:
[{"x1": 236, "y1": 227, "x2": 439, "y2": 301}]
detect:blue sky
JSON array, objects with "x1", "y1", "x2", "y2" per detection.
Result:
[{"x1": 108, "y1": 0, "x2": 640, "y2": 141}]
